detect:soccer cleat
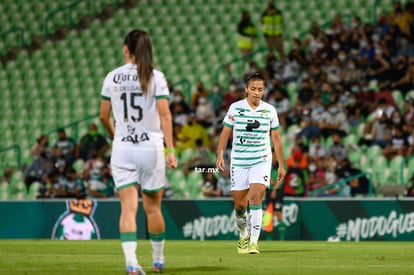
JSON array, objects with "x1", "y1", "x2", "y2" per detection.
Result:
[
  {"x1": 248, "y1": 242, "x2": 260, "y2": 254},
  {"x1": 153, "y1": 262, "x2": 164, "y2": 273},
  {"x1": 126, "y1": 265, "x2": 146, "y2": 275},
  {"x1": 237, "y1": 235, "x2": 250, "y2": 254}
]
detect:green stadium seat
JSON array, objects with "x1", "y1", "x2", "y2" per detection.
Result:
[{"x1": 187, "y1": 171, "x2": 204, "y2": 199}]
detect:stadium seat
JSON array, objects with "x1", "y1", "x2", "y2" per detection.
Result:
[
  {"x1": 168, "y1": 170, "x2": 187, "y2": 198},
  {"x1": 187, "y1": 171, "x2": 204, "y2": 199}
]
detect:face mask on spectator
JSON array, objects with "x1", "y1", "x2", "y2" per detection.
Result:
[
  {"x1": 360, "y1": 40, "x2": 367, "y2": 48},
  {"x1": 198, "y1": 97, "x2": 207, "y2": 104},
  {"x1": 393, "y1": 117, "x2": 401, "y2": 124},
  {"x1": 174, "y1": 96, "x2": 183, "y2": 103},
  {"x1": 229, "y1": 84, "x2": 237, "y2": 92},
  {"x1": 348, "y1": 98, "x2": 357, "y2": 105},
  {"x1": 332, "y1": 43, "x2": 340, "y2": 51},
  {"x1": 308, "y1": 163, "x2": 317, "y2": 172},
  {"x1": 338, "y1": 54, "x2": 346, "y2": 61},
  {"x1": 348, "y1": 63, "x2": 356, "y2": 70},
  {"x1": 351, "y1": 86, "x2": 359, "y2": 92},
  {"x1": 212, "y1": 85, "x2": 220, "y2": 93}
]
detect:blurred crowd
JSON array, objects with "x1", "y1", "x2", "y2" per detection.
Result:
[{"x1": 15, "y1": 1, "x2": 414, "y2": 199}]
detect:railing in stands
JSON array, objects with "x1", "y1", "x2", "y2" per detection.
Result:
[{"x1": 308, "y1": 172, "x2": 374, "y2": 197}]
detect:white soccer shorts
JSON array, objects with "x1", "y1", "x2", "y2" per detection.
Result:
[
  {"x1": 230, "y1": 161, "x2": 271, "y2": 191},
  {"x1": 110, "y1": 143, "x2": 165, "y2": 192}
]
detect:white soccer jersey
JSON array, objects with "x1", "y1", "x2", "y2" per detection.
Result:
[
  {"x1": 223, "y1": 99, "x2": 280, "y2": 167},
  {"x1": 101, "y1": 63, "x2": 169, "y2": 148}
]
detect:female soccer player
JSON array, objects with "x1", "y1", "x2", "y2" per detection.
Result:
[
  {"x1": 216, "y1": 73, "x2": 285, "y2": 254},
  {"x1": 100, "y1": 29, "x2": 177, "y2": 275}
]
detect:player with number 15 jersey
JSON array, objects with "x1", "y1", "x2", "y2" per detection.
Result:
[{"x1": 101, "y1": 64, "x2": 169, "y2": 149}]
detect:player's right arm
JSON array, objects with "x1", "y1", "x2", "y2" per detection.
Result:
[
  {"x1": 100, "y1": 99, "x2": 115, "y2": 139},
  {"x1": 216, "y1": 125, "x2": 232, "y2": 171}
]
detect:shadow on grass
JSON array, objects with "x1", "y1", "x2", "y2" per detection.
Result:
[
  {"x1": 164, "y1": 265, "x2": 229, "y2": 273},
  {"x1": 265, "y1": 249, "x2": 320, "y2": 254}
]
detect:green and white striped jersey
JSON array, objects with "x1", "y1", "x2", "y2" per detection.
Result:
[{"x1": 223, "y1": 99, "x2": 280, "y2": 167}]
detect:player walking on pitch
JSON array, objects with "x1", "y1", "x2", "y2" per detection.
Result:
[
  {"x1": 216, "y1": 73, "x2": 285, "y2": 254},
  {"x1": 100, "y1": 29, "x2": 177, "y2": 274}
]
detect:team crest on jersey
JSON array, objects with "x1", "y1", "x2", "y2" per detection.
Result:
[{"x1": 261, "y1": 110, "x2": 269, "y2": 118}]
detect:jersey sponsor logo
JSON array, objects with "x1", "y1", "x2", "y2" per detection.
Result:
[
  {"x1": 113, "y1": 73, "x2": 138, "y2": 84},
  {"x1": 121, "y1": 133, "x2": 150, "y2": 144},
  {"x1": 245, "y1": 119, "x2": 260, "y2": 131},
  {"x1": 239, "y1": 138, "x2": 260, "y2": 145}
]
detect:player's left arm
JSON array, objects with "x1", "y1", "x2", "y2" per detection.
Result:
[{"x1": 269, "y1": 105, "x2": 285, "y2": 186}]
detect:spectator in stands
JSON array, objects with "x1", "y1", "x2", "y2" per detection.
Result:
[
  {"x1": 327, "y1": 133, "x2": 349, "y2": 161},
  {"x1": 267, "y1": 87, "x2": 291, "y2": 130},
  {"x1": 359, "y1": 110, "x2": 391, "y2": 148},
  {"x1": 171, "y1": 101, "x2": 189, "y2": 126},
  {"x1": 208, "y1": 82, "x2": 224, "y2": 113},
  {"x1": 201, "y1": 172, "x2": 218, "y2": 197},
  {"x1": 183, "y1": 138, "x2": 214, "y2": 175},
  {"x1": 283, "y1": 155, "x2": 308, "y2": 197},
  {"x1": 87, "y1": 163, "x2": 115, "y2": 198},
  {"x1": 286, "y1": 148, "x2": 307, "y2": 170},
  {"x1": 366, "y1": 53, "x2": 391, "y2": 81},
  {"x1": 44, "y1": 158, "x2": 70, "y2": 198},
  {"x1": 82, "y1": 150, "x2": 106, "y2": 181},
  {"x1": 190, "y1": 81, "x2": 209, "y2": 109},
  {"x1": 23, "y1": 145, "x2": 53, "y2": 194},
  {"x1": 308, "y1": 135, "x2": 327, "y2": 162},
  {"x1": 382, "y1": 124, "x2": 409, "y2": 159},
  {"x1": 261, "y1": 1, "x2": 284, "y2": 59},
  {"x1": 307, "y1": 156, "x2": 327, "y2": 188},
  {"x1": 53, "y1": 128, "x2": 76, "y2": 166},
  {"x1": 203, "y1": 169, "x2": 231, "y2": 197},
  {"x1": 390, "y1": 55, "x2": 412, "y2": 94},
  {"x1": 344, "y1": 91, "x2": 363, "y2": 127},
  {"x1": 319, "y1": 101, "x2": 349, "y2": 138},
  {"x1": 372, "y1": 98, "x2": 396, "y2": 120},
  {"x1": 335, "y1": 158, "x2": 370, "y2": 197},
  {"x1": 390, "y1": 0, "x2": 412, "y2": 35},
  {"x1": 77, "y1": 123, "x2": 109, "y2": 161},
  {"x1": 406, "y1": 174, "x2": 414, "y2": 197},
  {"x1": 195, "y1": 94, "x2": 216, "y2": 129},
  {"x1": 297, "y1": 103, "x2": 324, "y2": 141},
  {"x1": 340, "y1": 59, "x2": 365, "y2": 85},
  {"x1": 408, "y1": 127, "x2": 414, "y2": 156},
  {"x1": 237, "y1": 10, "x2": 257, "y2": 60},
  {"x1": 64, "y1": 167, "x2": 86, "y2": 198},
  {"x1": 30, "y1": 135, "x2": 51, "y2": 159},
  {"x1": 403, "y1": 96, "x2": 414, "y2": 127},
  {"x1": 175, "y1": 113, "x2": 210, "y2": 153}
]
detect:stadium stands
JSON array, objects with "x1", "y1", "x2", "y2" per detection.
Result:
[{"x1": 0, "y1": 0, "x2": 410, "y2": 199}]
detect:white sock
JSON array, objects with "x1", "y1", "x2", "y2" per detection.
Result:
[
  {"x1": 234, "y1": 211, "x2": 249, "y2": 238},
  {"x1": 250, "y1": 208, "x2": 263, "y2": 243},
  {"x1": 151, "y1": 240, "x2": 165, "y2": 264},
  {"x1": 122, "y1": 241, "x2": 138, "y2": 266}
]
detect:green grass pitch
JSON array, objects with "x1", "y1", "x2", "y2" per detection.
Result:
[{"x1": 0, "y1": 240, "x2": 413, "y2": 274}]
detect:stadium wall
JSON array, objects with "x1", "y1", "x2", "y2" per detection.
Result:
[{"x1": 1, "y1": 199, "x2": 413, "y2": 241}]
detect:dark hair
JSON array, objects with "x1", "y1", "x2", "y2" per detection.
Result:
[
  {"x1": 124, "y1": 29, "x2": 153, "y2": 94},
  {"x1": 245, "y1": 73, "x2": 265, "y2": 87}
]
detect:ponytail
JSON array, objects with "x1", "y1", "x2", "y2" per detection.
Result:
[{"x1": 124, "y1": 29, "x2": 153, "y2": 95}]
